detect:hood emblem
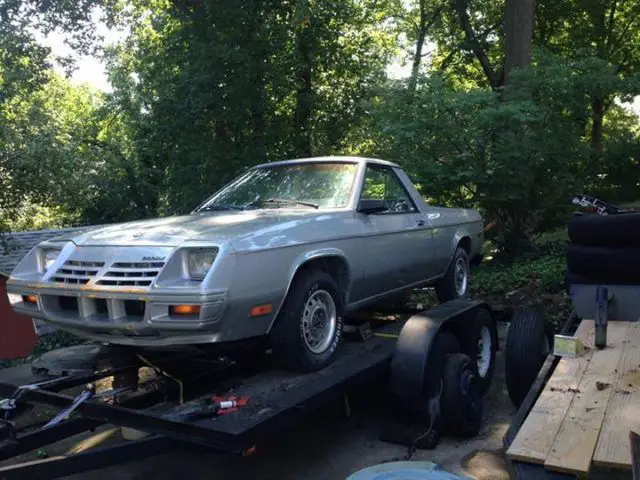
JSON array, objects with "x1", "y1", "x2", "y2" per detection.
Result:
[{"x1": 142, "y1": 256, "x2": 165, "y2": 261}]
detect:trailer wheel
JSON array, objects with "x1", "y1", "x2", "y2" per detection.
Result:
[
  {"x1": 441, "y1": 353, "x2": 483, "y2": 438},
  {"x1": 424, "y1": 332, "x2": 461, "y2": 396},
  {"x1": 461, "y1": 308, "x2": 496, "y2": 394},
  {"x1": 270, "y1": 269, "x2": 344, "y2": 372},
  {"x1": 436, "y1": 247, "x2": 470, "y2": 303},
  {"x1": 505, "y1": 307, "x2": 552, "y2": 407}
]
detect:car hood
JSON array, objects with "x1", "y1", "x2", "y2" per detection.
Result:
[{"x1": 64, "y1": 210, "x2": 321, "y2": 247}]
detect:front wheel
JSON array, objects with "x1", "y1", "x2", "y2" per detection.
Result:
[
  {"x1": 436, "y1": 247, "x2": 470, "y2": 303},
  {"x1": 270, "y1": 269, "x2": 344, "y2": 372}
]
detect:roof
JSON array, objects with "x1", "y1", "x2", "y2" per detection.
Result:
[
  {"x1": 253, "y1": 155, "x2": 400, "y2": 169},
  {"x1": 0, "y1": 227, "x2": 89, "y2": 276}
]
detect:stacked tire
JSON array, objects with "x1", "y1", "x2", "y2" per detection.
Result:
[{"x1": 567, "y1": 212, "x2": 640, "y2": 285}]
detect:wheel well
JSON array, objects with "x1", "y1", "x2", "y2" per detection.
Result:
[
  {"x1": 293, "y1": 256, "x2": 350, "y2": 301},
  {"x1": 458, "y1": 236, "x2": 471, "y2": 254}
]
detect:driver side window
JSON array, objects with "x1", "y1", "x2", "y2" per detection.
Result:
[{"x1": 360, "y1": 165, "x2": 417, "y2": 213}]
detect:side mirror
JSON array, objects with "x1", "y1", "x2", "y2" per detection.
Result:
[{"x1": 357, "y1": 199, "x2": 387, "y2": 214}]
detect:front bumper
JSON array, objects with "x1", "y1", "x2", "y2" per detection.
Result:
[{"x1": 6, "y1": 281, "x2": 228, "y2": 347}]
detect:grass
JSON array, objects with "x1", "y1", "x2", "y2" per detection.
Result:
[{"x1": 469, "y1": 228, "x2": 573, "y2": 330}]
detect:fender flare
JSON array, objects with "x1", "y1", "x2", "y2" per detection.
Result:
[
  {"x1": 268, "y1": 248, "x2": 351, "y2": 330},
  {"x1": 389, "y1": 299, "x2": 496, "y2": 409}
]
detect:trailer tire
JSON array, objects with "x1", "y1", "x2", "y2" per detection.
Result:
[
  {"x1": 424, "y1": 332, "x2": 461, "y2": 397},
  {"x1": 567, "y1": 244, "x2": 640, "y2": 279},
  {"x1": 461, "y1": 308, "x2": 496, "y2": 395},
  {"x1": 436, "y1": 247, "x2": 470, "y2": 303},
  {"x1": 505, "y1": 307, "x2": 553, "y2": 408},
  {"x1": 441, "y1": 353, "x2": 483, "y2": 438},
  {"x1": 270, "y1": 269, "x2": 344, "y2": 372},
  {"x1": 568, "y1": 212, "x2": 640, "y2": 247}
]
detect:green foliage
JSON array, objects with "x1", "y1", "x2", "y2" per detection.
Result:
[
  {"x1": 372, "y1": 52, "x2": 638, "y2": 255},
  {"x1": 472, "y1": 253, "x2": 566, "y2": 296},
  {"x1": 0, "y1": 0, "x2": 638, "y2": 259}
]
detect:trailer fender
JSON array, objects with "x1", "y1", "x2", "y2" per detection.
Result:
[{"x1": 389, "y1": 299, "x2": 496, "y2": 409}]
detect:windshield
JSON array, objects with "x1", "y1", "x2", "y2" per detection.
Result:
[{"x1": 196, "y1": 162, "x2": 359, "y2": 211}]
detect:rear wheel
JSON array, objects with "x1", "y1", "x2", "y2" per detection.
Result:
[
  {"x1": 270, "y1": 269, "x2": 344, "y2": 372},
  {"x1": 436, "y1": 247, "x2": 470, "y2": 303},
  {"x1": 461, "y1": 308, "x2": 496, "y2": 394}
]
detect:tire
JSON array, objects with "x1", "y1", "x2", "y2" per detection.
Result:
[
  {"x1": 505, "y1": 307, "x2": 553, "y2": 408},
  {"x1": 424, "y1": 332, "x2": 461, "y2": 398},
  {"x1": 440, "y1": 353, "x2": 484, "y2": 438},
  {"x1": 460, "y1": 308, "x2": 496, "y2": 395},
  {"x1": 567, "y1": 244, "x2": 640, "y2": 279},
  {"x1": 568, "y1": 212, "x2": 640, "y2": 247},
  {"x1": 436, "y1": 247, "x2": 470, "y2": 303},
  {"x1": 270, "y1": 269, "x2": 344, "y2": 372}
]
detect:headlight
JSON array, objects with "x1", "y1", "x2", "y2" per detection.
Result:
[
  {"x1": 41, "y1": 248, "x2": 62, "y2": 272},
  {"x1": 187, "y1": 248, "x2": 218, "y2": 280}
]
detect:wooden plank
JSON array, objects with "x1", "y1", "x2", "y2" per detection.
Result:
[
  {"x1": 506, "y1": 319, "x2": 595, "y2": 464},
  {"x1": 544, "y1": 321, "x2": 630, "y2": 475},
  {"x1": 593, "y1": 322, "x2": 640, "y2": 470}
]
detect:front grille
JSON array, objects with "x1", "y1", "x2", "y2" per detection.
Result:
[
  {"x1": 41, "y1": 295, "x2": 147, "y2": 323},
  {"x1": 97, "y1": 262, "x2": 165, "y2": 287},
  {"x1": 52, "y1": 260, "x2": 105, "y2": 285}
]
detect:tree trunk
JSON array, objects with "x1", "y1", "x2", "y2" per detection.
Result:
[
  {"x1": 591, "y1": 96, "x2": 604, "y2": 155},
  {"x1": 503, "y1": 0, "x2": 536, "y2": 83},
  {"x1": 408, "y1": 24, "x2": 427, "y2": 93},
  {"x1": 249, "y1": 1, "x2": 267, "y2": 159},
  {"x1": 293, "y1": 24, "x2": 313, "y2": 158}
]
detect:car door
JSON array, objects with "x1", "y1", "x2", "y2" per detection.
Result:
[{"x1": 356, "y1": 164, "x2": 435, "y2": 296}]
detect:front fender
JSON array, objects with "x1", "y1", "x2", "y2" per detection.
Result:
[{"x1": 268, "y1": 247, "x2": 351, "y2": 328}]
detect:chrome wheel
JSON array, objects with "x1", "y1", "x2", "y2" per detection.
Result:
[
  {"x1": 301, "y1": 289, "x2": 337, "y2": 354},
  {"x1": 477, "y1": 326, "x2": 492, "y2": 377},
  {"x1": 454, "y1": 256, "x2": 469, "y2": 297}
]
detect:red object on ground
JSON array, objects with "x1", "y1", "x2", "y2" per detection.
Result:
[{"x1": 0, "y1": 276, "x2": 38, "y2": 359}]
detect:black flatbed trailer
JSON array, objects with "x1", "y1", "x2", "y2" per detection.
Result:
[{"x1": 0, "y1": 299, "x2": 497, "y2": 479}]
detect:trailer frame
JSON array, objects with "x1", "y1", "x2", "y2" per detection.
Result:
[{"x1": 0, "y1": 298, "x2": 497, "y2": 480}]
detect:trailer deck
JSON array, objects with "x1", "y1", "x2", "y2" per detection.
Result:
[
  {"x1": 0, "y1": 316, "x2": 405, "y2": 478},
  {"x1": 506, "y1": 318, "x2": 640, "y2": 477}
]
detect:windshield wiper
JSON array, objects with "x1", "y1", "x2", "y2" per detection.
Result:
[
  {"x1": 199, "y1": 204, "x2": 245, "y2": 212},
  {"x1": 255, "y1": 198, "x2": 319, "y2": 209}
]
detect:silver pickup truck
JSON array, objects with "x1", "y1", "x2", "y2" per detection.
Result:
[{"x1": 7, "y1": 156, "x2": 483, "y2": 371}]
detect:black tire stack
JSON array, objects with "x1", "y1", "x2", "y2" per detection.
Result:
[{"x1": 567, "y1": 212, "x2": 640, "y2": 285}]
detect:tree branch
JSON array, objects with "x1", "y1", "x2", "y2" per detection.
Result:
[
  {"x1": 453, "y1": 0, "x2": 500, "y2": 89},
  {"x1": 605, "y1": 0, "x2": 618, "y2": 54}
]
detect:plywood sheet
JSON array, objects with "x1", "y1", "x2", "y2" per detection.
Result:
[
  {"x1": 506, "y1": 320, "x2": 595, "y2": 464},
  {"x1": 544, "y1": 321, "x2": 629, "y2": 475},
  {"x1": 593, "y1": 322, "x2": 640, "y2": 470}
]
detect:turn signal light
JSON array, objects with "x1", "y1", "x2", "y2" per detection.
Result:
[
  {"x1": 250, "y1": 304, "x2": 273, "y2": 317},
  {"x1": 23, "y1": 295, "x2": 38, "y2": 305},
  {"x1": 170, "y1": 305, "x2": 201, "y2": 316}
]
